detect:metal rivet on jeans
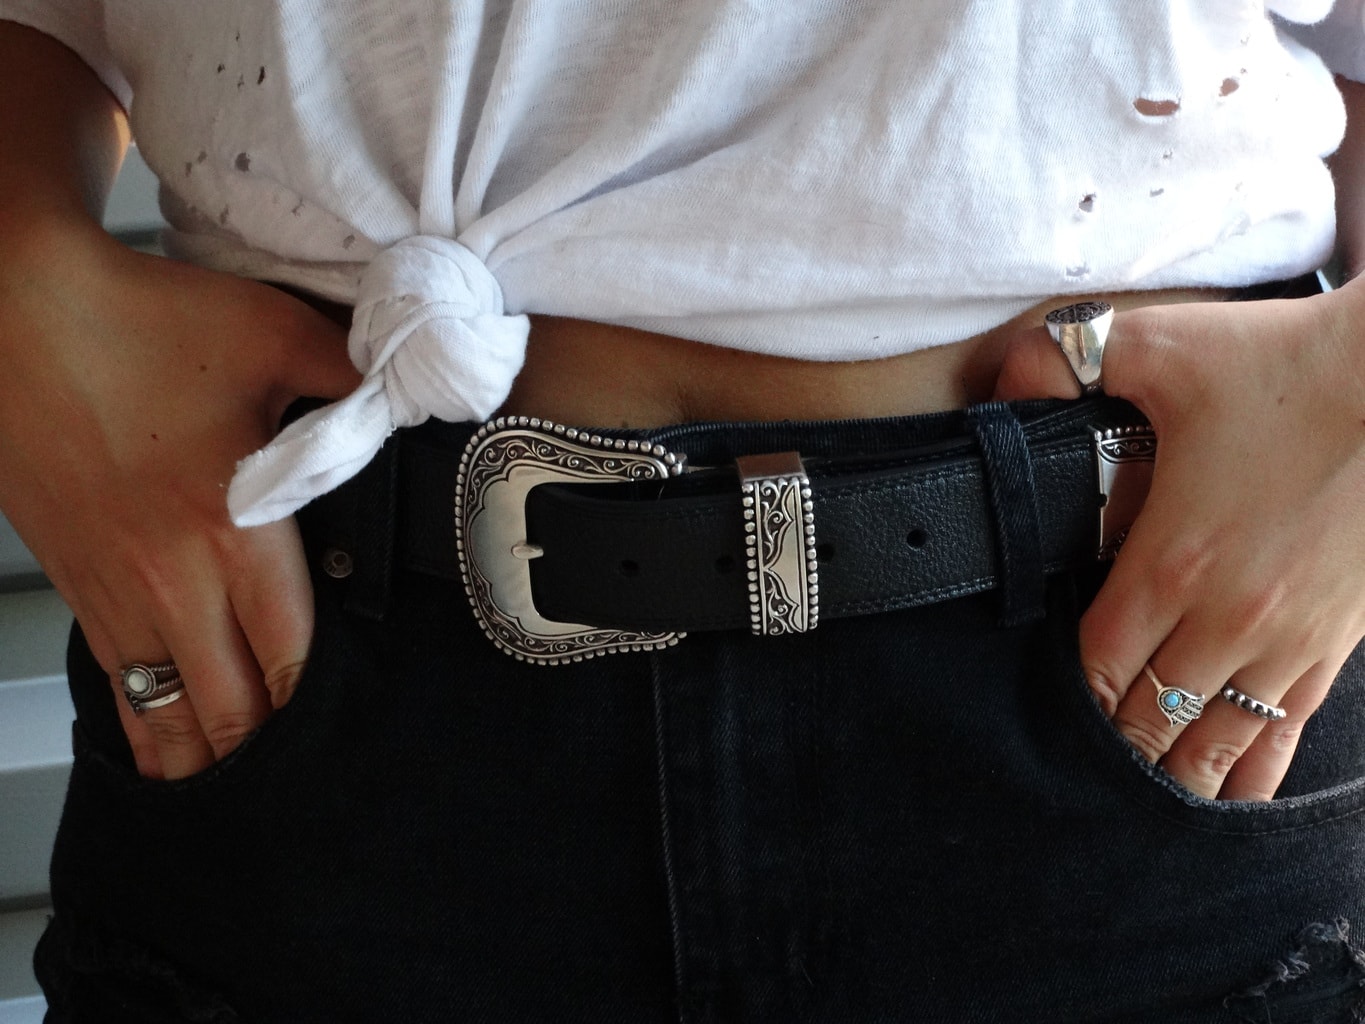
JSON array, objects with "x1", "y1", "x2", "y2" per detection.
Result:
[{"x1": 322, "y1": 548, "x2": 354, "y2": 579}]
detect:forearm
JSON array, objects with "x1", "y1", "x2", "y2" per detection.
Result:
[{"x1": 0, "y1": 20, "x2": 128, "y2": 244}]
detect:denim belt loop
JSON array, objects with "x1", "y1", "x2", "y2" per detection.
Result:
[{"x1": 967, "y1": 401, "x2": 1046, "y2": 627}]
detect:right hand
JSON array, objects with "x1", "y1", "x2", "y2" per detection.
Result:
[
  {"x1": 0, "y1": 221, "x2": 360, "y2": 780},
  {"x1": 994, "y1": 286, "x2": 1365, "y2": 802}
]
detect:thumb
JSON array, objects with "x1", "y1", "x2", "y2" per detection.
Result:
[
  {"x1": 992, "y1": 327, "x2": 1084, "y2": 402},
  {"x1": 259, "y1": 301, "x2": 363, "y2": 430},
  {"x1": 287, "y1": 311, "x2": 362, "y2": 401}
]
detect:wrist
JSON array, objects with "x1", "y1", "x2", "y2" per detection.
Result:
[{"x1": 0, "y1": 208, "x2": 131, "y2": 296}]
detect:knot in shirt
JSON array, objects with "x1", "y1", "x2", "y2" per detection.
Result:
[
  {"x1": 352, "y1": 235, "x2": 526, "y2": 428},
  {"x1": 227, "y1": 235, "x2": 529, "y2": 527}
]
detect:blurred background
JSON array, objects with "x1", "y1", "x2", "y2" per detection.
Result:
[{"x1": 0, "y1": 146, "x2": 166, "y2": 1024}]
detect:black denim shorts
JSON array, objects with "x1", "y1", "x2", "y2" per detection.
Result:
[{"x1": 36, "y1": 396, "x2": 1365, "y2": 1024}]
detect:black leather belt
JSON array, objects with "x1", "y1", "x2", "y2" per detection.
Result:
[
  {"x1": 291, "y1": 274, "x2": 1328, "y2": 664},
  {"x1": 307, "y1": 397, "x2": 1155, "y2": 664},
  {"x1": 524, "y1": 432, "x2": 1095, "y2": 631}
]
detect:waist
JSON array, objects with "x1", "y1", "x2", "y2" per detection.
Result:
[
  {"x1": 503, "y1": 286, "x2": 1235, "y2": 426},
  {"x1": 294, "y1": 273, "x2": 1315, "y2": 661}
]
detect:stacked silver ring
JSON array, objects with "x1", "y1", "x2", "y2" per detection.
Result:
[
  {"x1": 1220, "y1": 684, "x2": 1287, "y2": 722},
  {"x1": 120, "y1": 661, "x2": 186, "y2": 714}
]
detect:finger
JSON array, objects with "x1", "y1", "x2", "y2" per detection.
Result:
[
  {"x1": 1102, "y1": 557, "x2": 1263, "y2": 767},
  {"x1": 120, "y1": 656, "x2": 216, "y2": 780},
  {"x1": 77, "y1": 613, "x2": 164, "y2": 778},
  {"x1": 1152, "y1": 636, "x2": 1320, "y2": 799},
  {"x1": 1076, "y1": 524, "x2": 1187, "y2": 717},
  {"x1": 285, "y1": 320, "x2": 360, "y2": 400},
  {"x1": 1106, "y1": 544, "x2": 1295, "y2": 765},
  {"x1": 229, "y1": 520, "x2": 315, "y2": 710},
  {"x1": 1107, "y1": 652, "x2": 1218, "y2": 766},
  {"x1": 992, "y1": 301, "x2": 1186, "y2": 417},
  {"x1": 161, "y1": 595, "x2": 273, "y2": 767},
  {"x1": 1217, "y1": 658, "x2": 1341, "y2": 801},
  {"x1": 111, "y1": 681, "x2": 166, "y2": 779},
  {"x1": 271, "y1": 300, "x2": 359, "y2": 402},
  {"x1": 992, "y1": 328, "x2": 1083, "y2": 401},
  {"x1": 1155, "y1": 695, "x2": 1272, "y2": 800}
]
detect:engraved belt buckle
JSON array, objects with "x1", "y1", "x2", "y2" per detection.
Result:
[
  {"x1": 455, "y1": 416, "x2": 686, "y2": 664},
  {"x1": 1094, "y1": 424, "x2": 1157, "y2": 559}
]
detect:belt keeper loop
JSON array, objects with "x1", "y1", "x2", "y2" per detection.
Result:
[
  {"x1": 343, "y1": 431, "x2": 400, "y2": 622},
  {"x1": 736, "y1": 452, "x2": 818, "y2": 636},
  {"x1": 967, "y1": 402, "x2": 1046, "y2": 627}
]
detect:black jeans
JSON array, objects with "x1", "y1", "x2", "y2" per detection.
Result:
[{"x1": 35, "y1": 398, "x2": 1365, "y2": 1023}]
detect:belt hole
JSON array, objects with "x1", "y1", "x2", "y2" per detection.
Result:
[
  {"x1": 714, "y1": 555, "x2": 736, "y2": 574},
  {"x1": 618, "y1": 559, "x2": 640, "y2": 578},
  {"x1": 905, "y1": 528, "x2": 928, "y2": 549},
  {"x1": 816, "y1": 542, "x2": 836, "y2": 563}
]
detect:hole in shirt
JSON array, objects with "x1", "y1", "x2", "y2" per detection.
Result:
[
  {"x1": 1221, "y1": 210, "x2": 1251, "y2": 239},
  {"x1": 1220, "y1": 77, "x2": 1240, "y2": 97},
  {"x1": 906, "y1": 528, "x2": 928, "y2": 549},
  {"x1": 1066, "y1": 264, "x2": 1091, "y2": 279},
  {"x1": 1134, "y1": 97, "x2": 1181, "y2": 117},
  {"x1": 1149, "y1": 187, "x2": 1165, "y2": 197},
  {"x1": 258, "y1": 66, "x2": 266, "y2": 85},
  {"x1": 235, "y1": 152, "x2": 251, "y2": 172},
  {"x1": 342, "y1": 234, "x2": 356, "y2": 250},
  {"x1": 1078, "y1": 193, "x2": 1096, "y2": 213}
]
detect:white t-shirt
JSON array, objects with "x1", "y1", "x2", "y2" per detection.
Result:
[{"x1": 3, "y1": 0, "x2": 1358, "y2": 523}]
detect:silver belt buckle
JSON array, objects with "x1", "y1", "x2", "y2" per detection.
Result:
[
  {"x1": 455, "y1": 416, "x2": 687, "y2": 664},
  {"x1": 1094, "y1": 424, "x2": 1156, "y2": 559}
]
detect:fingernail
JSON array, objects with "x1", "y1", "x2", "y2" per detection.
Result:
[{"x1": 265, "y1": 660, "x2": 306, "y2": 709}]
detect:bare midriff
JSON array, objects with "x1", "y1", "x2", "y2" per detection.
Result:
[{"x1": 500, "y1": 288, "x2": 1228, "y2": 428}]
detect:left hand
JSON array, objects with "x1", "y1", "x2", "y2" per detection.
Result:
[{"x1": 994, "y1": 281, "x2": 1365, "y2": 801}]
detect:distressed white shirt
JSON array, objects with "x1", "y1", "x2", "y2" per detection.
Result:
[{"x1": 3, "y1": 0, "x2": 1358, "y2": 524}]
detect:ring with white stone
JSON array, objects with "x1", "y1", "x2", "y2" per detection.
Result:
[
  {"x1": 120, "y1": 661, "x2": 186, "y2": 714},
  {"x1": 1144, "y1": 663, "x2": 1205, "y2": 728},
  {"x1": 1220, "y1": 684, "x2": 1288, "y2": 722},
  {"x1": 1044, "y1": 300, "x2": 1114, "y2": 395}
]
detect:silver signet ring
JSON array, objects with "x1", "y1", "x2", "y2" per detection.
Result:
[{"x1": 1044, "y1": 300, "x2": 1114, "y2": 395}]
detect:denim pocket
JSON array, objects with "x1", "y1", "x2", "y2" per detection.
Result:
[
  {"x1": 63, "y1": 579, "x2": 342, "y2": 808},
  {"x1": 1056, "y1": 604, "x2": 1365, "y2": 835}
]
